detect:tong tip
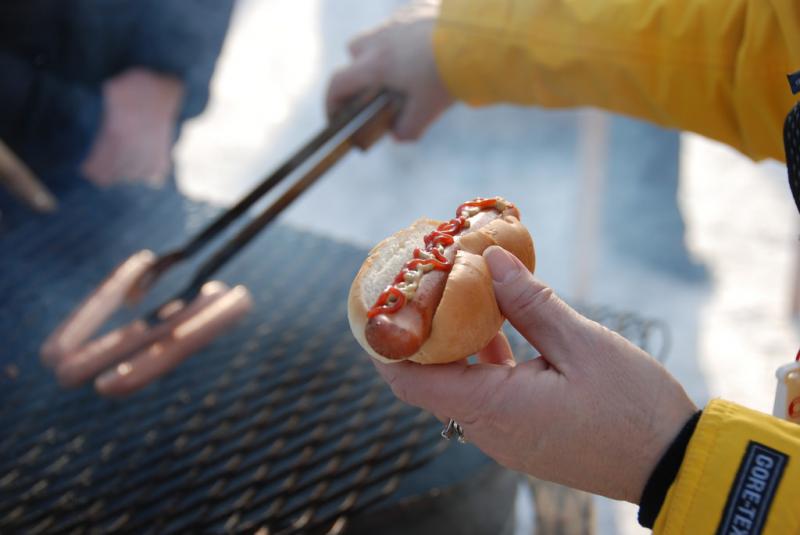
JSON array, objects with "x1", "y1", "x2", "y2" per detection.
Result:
[{"x1": 124, "y1": 251, "x2": 183, "y2": 305}]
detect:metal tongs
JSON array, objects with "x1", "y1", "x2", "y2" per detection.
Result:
[{"x1": 41, "y1": 90, "x2": 400, "y2": 397}]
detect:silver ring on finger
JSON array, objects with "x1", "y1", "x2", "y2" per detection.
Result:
[{"x1": 441, "y1": 418, "x2": 466, "y2": 443}]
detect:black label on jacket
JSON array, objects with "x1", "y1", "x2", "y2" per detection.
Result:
[{"x1": 716, "y1": 442, "x2": 788, "y2": 535}]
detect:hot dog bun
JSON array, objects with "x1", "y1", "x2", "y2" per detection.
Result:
[{"x1": 348, "y1": 213, "x2": 534, "y2": 364}]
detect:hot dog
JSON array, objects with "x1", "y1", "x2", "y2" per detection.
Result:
[
  {"x1": 41, "y1": 248, "x2": 253, "y2": 396},
  {"x1": 54, "y1": 281, "x2": 237, "y2": 389},
  {"x1": 348, "y1": 197, "x2": 534, "y2": 364},
  {"x1": 94, "y1": 283, "x2": 252, "y2": 397},
  {"x1": 41, "y1": 250, "x2": 157, "y2": 367}
]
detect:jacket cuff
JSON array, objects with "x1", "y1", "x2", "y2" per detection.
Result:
[
  {"x1": 653, "y1": 399, "x2": 800, "y2": 533},
  {"x1": 638, "y1": 410, "x2": 702, "y2": 528}
]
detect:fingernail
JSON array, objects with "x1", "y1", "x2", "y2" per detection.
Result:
[{"x1": 485, "y1": 246, "x2": 521, "y2": 283}]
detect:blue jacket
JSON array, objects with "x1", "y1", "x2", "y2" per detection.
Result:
[{"x1": 0, "y1": 0, "x2": 234, "y2": 179}]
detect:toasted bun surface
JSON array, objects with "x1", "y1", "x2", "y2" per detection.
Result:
[{"x1": 347, "y1": 213, "x2": 534, "y2": 364}]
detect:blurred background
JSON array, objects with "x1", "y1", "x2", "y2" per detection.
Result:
[{"x1": 2, "y1": 0, "x2": 798, "y2": 533}]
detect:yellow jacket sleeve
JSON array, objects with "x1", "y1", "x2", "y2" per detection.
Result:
[
  {"x1": 433, "y1": 0, "x2": 800, "y2": 162},
  {"x1": 654, "y1": 400, "x2": 799, "y2": 533}
]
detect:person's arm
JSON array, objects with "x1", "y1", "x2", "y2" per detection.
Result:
[
  {"x1": 80, "y1": 68, "x2": 184, "y2": 188},
  {"x1": 126, "y1": 0, "x2": 235, "y2": 120},
  {"x1": 81, "y1": 0, "x2": 235, "y2": 187},
  {"x1": 650, "y1": 400, "x2": 799, "y2": 533},
  {"x1": 434, "y1": 0, "x2": 799, "y2": 162}
]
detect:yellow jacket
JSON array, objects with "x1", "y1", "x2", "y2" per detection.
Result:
[
  {"x1": 433, "y1": 1, "x2": 800, "y2": 532},
  {"x1": 433, "y1": 0, "x2": 800, "y2": 162},
  {"x1": 654, "y1": 400, "x2": 799, "y2": 533}
]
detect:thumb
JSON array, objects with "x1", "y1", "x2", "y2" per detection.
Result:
[{"x1": 483, "y1": 246, "x2": 587, "y2": 374}]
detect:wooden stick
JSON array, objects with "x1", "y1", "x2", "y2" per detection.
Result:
[{"x1": 0, "y1": 139, "x2": 57, "y2": 212}]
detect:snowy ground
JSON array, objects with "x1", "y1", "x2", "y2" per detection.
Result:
[{"x1": 174, "y1": 1, "x2": 800, "y2": 533}]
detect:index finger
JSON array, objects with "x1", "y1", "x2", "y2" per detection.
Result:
[
  {"x1": 325, "y1": 49, "x2": 382, "y2": 118},
  {"x1": 477, "y1": 331, "x2": 515, "y2": 366}
]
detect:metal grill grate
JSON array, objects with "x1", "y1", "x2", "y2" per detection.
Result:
[{"x1": 0, "y1": 182, "x2": 669, "y2": 534}]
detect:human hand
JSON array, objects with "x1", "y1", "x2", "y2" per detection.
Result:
[
  {"x1": 373, "y1": 246, "x2": 697, "y2": 503},
  {"x1": 82, "y1": 68, "x2": 184, "y2": 188},
  {"x1": 326, "y1": 1, "x2": 453, "y2": 141}
]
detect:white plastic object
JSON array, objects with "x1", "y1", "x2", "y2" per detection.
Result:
[{"x1": 773, "y1": 361, "x2": 800, "y2": 424}]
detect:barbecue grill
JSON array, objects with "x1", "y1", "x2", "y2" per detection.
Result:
[{"x1": 0, "y1": 177, "x2": 668, "y2": 533}]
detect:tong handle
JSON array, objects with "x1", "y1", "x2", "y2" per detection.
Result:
[
  {"x1": 128, "y1": 89, "x2": 401, "y2": 303},
  {"x1": 148, "y1": 89, "x2": 401, "y2": 317},
  {"x1": 186, "y1": 91, "x2": 385, "y2": 255},
  {"x1": 351, "y1": 90, "x2": 402, "y2": 150}
]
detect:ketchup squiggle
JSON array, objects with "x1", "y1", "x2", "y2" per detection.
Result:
[{"x1": 367, "y1": 197, "x2": 512, "y2": 318}]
